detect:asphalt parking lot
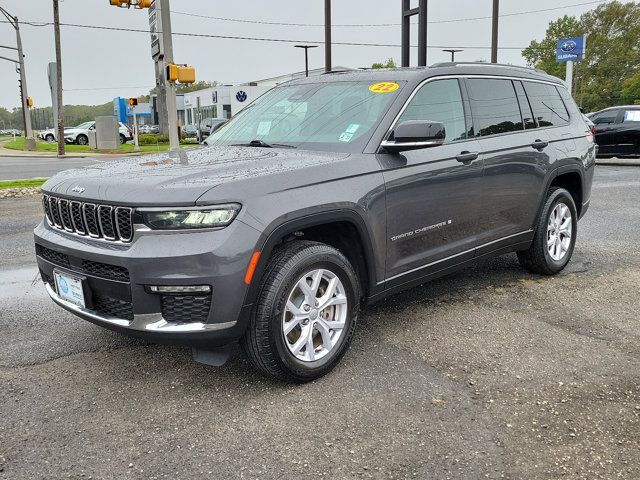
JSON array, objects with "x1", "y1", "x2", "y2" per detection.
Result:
[{"x1": 1, "y1": 166, "x2": 639, "y2": 479}]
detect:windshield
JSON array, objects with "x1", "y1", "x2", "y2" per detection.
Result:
[
  {"x1": 205, "y1": 80, "x2": 405, "y2": 152},
  {"x1": 74, "y1": 122, "x2": 93, "y2": 130}
]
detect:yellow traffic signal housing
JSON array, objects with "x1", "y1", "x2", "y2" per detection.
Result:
[
  {"x1": 128, "y1": 98, "x2": 138, "y2": 107},
  {"x1": 136, "y1": 0, "x2": 154, "y2": 8},
  {"x1": 109, "y1": 0, "x2": 131, "y2": 7},
  {"x1": 26, "y1": 97, "x2": 33, "y2": 107},
  {"x1": 166, "y1": 64, "x2": 196, "y2": 84}
]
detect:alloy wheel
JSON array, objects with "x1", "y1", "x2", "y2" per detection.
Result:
[
  {"x1": 547, "y1": 202, "x2": 572, "y2": 261},
  {"x1": 282, "y1": 268, "x2": 348, "y2": 362}
]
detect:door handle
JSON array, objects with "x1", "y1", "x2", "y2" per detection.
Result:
[
  {"x1": 456, "y1": 151, "x2": 479, "y2": 164},
  {"x1": 531, "y1": 139, "x2": 549, "y2": 150}
]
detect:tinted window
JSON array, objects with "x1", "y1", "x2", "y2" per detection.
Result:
[
  {"x1": 467, "y1": 79, "x2": 523, "y2": 136},
  {"x1": 591, "y1": 110, "x2": 618, "y2": 125},
  {"x1": 397, "y1": 79, "x2": 467, "y2": 143},
  {"x1": 523, "y1": 81, "x2": 570, "y2": 127},
  {"x1": 513, "y1": 81, "x2": 536, "y2": 129},
  {"x1": 623, "y1": 110, "x2": 640, "y2": 122}
]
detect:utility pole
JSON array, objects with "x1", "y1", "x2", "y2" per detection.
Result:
[
  {"x1": 491, "y1": 0, "x2": 499, "y2": 63},
  {"x1": 159, "y1": 0, "x2": 179, "y2": 151},
  {"x1": 417, "y1": 0, "x2": 427, "y2": 66},
  {"x1": 324, "y1": 0, "x2": 331, "y2": 73},
  {"x1": 53, "y1": 0, "x2": 65, "y2": 156},
  {"x1": 0, "y1": 6, "x2": 35, "y2": 150},
  {"x1": 294, "y1": 45, "x2": 317, "y2": 77}
]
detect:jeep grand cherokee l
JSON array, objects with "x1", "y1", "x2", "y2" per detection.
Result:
[{"x1": 34, "y1": 63, "x2": 595, "y2": 382}]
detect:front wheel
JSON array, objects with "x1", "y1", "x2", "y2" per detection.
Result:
[
  {"x1": 241, "y1": 241, "x2": 360, "y2": 382},
  {"x1": 76, "y1": 134, "x2": 88, "y2": 145},
  {"x1": 517, "y1": 187, "x2": 577, "y2": 275},
  {"x1": 45, "y1": 134, "x2": 54, "y2": 142},
  {"x1": 119, "y1": 134, "x2": 126, "y2": 145}
]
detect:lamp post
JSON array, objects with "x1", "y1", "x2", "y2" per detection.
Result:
[
  {"x1": 294, "y1": 45, "x2": 317, "y2": 77},
  {"x1": 442, "y1": 49, "x2": 463, "y2": 62},
  {"x1": 0, "y1": 5, "x2": 35, "y2": 151}
]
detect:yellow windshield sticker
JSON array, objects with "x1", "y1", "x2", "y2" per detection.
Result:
[{"x1": 369, "y1": 82, "x2": 399, "y2": 93}]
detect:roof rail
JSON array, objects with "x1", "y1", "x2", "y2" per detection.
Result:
[{"x1": 430, "y1": 61, "x2": 547, "y2": 74}]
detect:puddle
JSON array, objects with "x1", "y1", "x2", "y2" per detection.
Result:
[{"x1": 0, "y1": 266, "x2": 46, "y2": 302}]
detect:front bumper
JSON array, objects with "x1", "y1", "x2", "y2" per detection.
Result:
[{"x1": 34, "y1": 218, "x2": 260, "y2": 347}]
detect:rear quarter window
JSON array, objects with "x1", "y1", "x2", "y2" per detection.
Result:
[
  {"x1": 466, "y1": 78, "x2": 524, "y2": 137},
  {"x1": 523, "y1": 81, "x2": 570, "y2": 127}
]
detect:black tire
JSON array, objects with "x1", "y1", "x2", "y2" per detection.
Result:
[
  {"x1": 241, "y1": 240, "x2": 360, "y2": 383},
  {"x1": 119, "y1": 134, "x2": 126, "y2": 145},
  {"x1": 76, "y1": 134, "x2": 88, "y2": 146},
  {"x1": 45, "y1": 134, "x2": 54, "y2": 142},
  {"x1": 517, "y1": 187, "x2": 577, "y2": 275}
]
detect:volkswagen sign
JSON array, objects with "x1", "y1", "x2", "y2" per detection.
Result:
[{"x1": 235, "y1": 90, "x2": 248, "y2": 103}]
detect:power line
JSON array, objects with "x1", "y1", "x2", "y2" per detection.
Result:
[
  {"x1": 5, "y1": 20, "x2": 545, "y2": 50},
  {"x1": 171, "y1": 0, "x2": 608, "y2": 27}
]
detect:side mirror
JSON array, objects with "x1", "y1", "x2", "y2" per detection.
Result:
[{"x1": 381, "y1": 120, "x2": 446, "y2": 152}]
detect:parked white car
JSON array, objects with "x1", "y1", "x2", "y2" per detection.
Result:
[
  {"x1": 40, "y1": 122, "x2": 132, "y2": 145},
  {"x1": 64, "y1": 121, "x2": 132, "y2": 145}
]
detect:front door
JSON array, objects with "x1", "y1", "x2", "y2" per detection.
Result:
[{"x1": 381, "y1": 78, "x2": 483, "y2": 286}]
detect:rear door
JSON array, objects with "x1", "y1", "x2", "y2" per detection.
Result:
[
  {"x1": 381, "y1": 78, "x2": 483, "y2": 285},
  {"x1": 591, "y1": 109, "x2": 620, "y2": 154},
  {"x1": 615, "y1": 109, "x2": 640, "y2": 155},
  {"x1": 465, "y1": 77, "x2": 554, "y2": 251}
]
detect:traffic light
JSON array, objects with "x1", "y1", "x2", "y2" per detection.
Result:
[
  {"x1": 128, "y1": 98, "x2": 138, "y2": 107},
  {"x1": 109, "y1": 0, "x2": 131, "y2": 7},
  {"x1": 26, "y1": 97, "x2": 33, "y2": 107},
  {"x1": 136, "y1": 0, "x2": 154, "y2": 8},
  {"x1": 166, "y1": 64, "x2": 196, "y2": 84}
]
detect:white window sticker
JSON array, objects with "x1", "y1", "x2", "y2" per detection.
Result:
[
  {"x1": 338, "y1": 132, "x2": 354, "y2": 142},
  {"x1": 257, "y1": 121, "x2": 272, "y2": 136},
  {"x1": 345, "y1": 123, "x2": 360, "y2": 134},
  {"x1": 624, "y1": 110, "x2": 640, "y2": 122}
]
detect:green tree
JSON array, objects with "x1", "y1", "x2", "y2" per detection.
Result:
[
  {"x1": 371, "y1": 58, "x2": 396, "y2": 69},
  {"x1": 522, "y1": 1, "x2": 640, "y2": 112},
  {"x1": 621, "y1": 71, "x2": 640, "y2": 104}
]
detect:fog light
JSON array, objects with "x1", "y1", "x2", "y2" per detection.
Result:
[{"x1": 148, "y1": 285, "x2": 211, "y2": 294}]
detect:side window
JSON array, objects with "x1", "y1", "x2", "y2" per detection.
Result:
[
  {"x1": 513, "y1": 81, "x2": 536, "y2": 129},
  {"x1": 396, "y1": 79, "x2": 467, "y2": 143},
  {"x1": 523, "y1": 81, "x2": 570, "y2": 127},
  {"x1": 466, "y1": 78, "x2": 523, "y2": 136},
  {"x1": 623, "y1": 110, "x2": 640, "y2": 122},
  {"x1": 592, "y1": 111, "x2": 618, "y2": 125}
]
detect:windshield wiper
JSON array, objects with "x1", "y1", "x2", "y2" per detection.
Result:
[{"x1": 232, "y1": 140, "x2": 296, "y2": 149}]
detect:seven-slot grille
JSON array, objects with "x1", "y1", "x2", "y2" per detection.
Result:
[{"x1": 42, "y1": 195, "x2": 133, "y2": 242}]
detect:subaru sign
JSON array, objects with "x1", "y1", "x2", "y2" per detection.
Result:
[
  {"x1": 556, "y1": 36, "x2": 585, "y2": 62},
  {"x1": 236, "y1": 90, "x2": 248, "y2": 103}
]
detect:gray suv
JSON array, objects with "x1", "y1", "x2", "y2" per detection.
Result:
[{"x1": 34, "y1": 64, "x2": 595, "y2": 382}]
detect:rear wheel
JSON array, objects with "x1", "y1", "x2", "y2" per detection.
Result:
[
  {"x1": 76, "y1": 134, "x2": 88, "y2": 145},
  {"x1": 45, "y1": 134, "x2": 54, "y2": 142},
  {"x1": 517, "y1": 187, "x2": 577, "y2": 275},
  {"x1": 241, "y1": 241, "x2": 360, "y2": 382},
  {"x1": 119, "y1": 134, "x2": 126, "y2": 145}
]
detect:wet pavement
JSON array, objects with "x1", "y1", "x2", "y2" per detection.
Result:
[{"x1": 1, "y1": 166, "x2": 639, "y2": 479}]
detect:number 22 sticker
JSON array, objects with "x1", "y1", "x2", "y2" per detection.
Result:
[{"x1": 369, "y1": 82, "x2": 399, "y2": 93}]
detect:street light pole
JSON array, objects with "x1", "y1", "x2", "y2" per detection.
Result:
[
  {"x1": 491, "y1": 0, "x2": 499, "y2": 63},
  {"x1": 294, "y1": 45, "x2": 317, "y2": 77},
  {"x1": 159, "y1": 0, "x2": 180, "y2": 152},
  {"x1": 443, "y1": 49, "x2": 463, "y2": 62},
  {"x1": 324, "y1": 0, "x2": 331, "y2": 73},
  {"x1": 0, "y1": 6, "x2": 35, "y2": 151},
  {"x1": 53, "y1": 0, "x2": 65, "y2": 156}
]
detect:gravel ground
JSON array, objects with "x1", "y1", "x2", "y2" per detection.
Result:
[{"x1": 1, "y1": 166, "x2": 639, "y2": 479}]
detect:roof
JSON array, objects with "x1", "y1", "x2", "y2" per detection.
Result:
[{"x1": 284, "y1": 62, "x2": 563, "y2": 86}]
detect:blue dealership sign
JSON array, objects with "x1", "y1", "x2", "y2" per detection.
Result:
[
  {"x1": 236, "y1": 90, "x2": 248, "y2": 102},
  {"x1": 556, "y1": 36, "x2": 585, "y2": 62}
]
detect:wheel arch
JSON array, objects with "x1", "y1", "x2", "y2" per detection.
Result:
[{"x1": 243, "y1": 209, "x2": 379, "y2": 309}]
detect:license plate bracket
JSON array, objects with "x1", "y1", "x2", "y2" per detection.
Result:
[{"x1": 53, "y1": 269, "x2": 87, "y2": 308}]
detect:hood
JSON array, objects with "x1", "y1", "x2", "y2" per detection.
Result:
[{"x1": 41, "y1": 146, "x2": 349, "y2": 206}]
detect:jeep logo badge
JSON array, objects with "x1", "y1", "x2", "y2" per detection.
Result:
[{"x1": 71, "y1": 185, "x2": 85, "y2": 194}]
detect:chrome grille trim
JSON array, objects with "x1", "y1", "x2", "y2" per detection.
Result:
[
  {"x1": 98, "y1": 205, "x2": 116, "y2": 240},
  {"x1": 42, "y1": 195, "x2": 133, "y2": 243},
  {"x1": 114, "y1": 207, "x2": 134, "y2": 242}
]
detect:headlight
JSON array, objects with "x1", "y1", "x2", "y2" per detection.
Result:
[{"x1": 140, "y1": 204, "x2": 241, "y2": 230}]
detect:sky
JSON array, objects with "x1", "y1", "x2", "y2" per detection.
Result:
[{"x1": 0, "y1": 0, "x2": 610, "y2": 109}]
